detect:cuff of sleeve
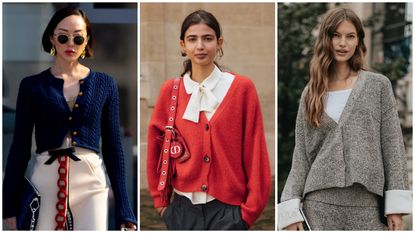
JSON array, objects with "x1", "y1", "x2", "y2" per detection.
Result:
[
  {"x1": 385, "y1": 190, "x2": 412, "y2": 215},
  {"x1": 278, "y1": 199, "x2": 304, "y2": 230}
]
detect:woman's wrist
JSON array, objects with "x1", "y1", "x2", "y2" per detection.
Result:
[{"x1": 156, "y1": 207, "x2": 167, "y2": 216}]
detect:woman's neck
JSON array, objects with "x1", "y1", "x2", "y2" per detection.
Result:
[
  {"x1": 190, "y1": 63, "x2": 215, "y2": 83},
  {"x1": 51, "y1": 59, "x2": 86, "y2": 79},
  {"x1": 332, "y1": 62, "x2": 352, "y2": 81}
]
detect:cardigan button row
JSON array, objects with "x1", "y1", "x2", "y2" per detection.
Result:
[
  {"x1": 205, "y1": 124, "x2": 209, "y2": 131},
  {"x1": 203, "y1": 155, "x2": 210, "y2": 163},
  {"x1": 201, "y1": 184, "x2": 208, "y2": 191}
]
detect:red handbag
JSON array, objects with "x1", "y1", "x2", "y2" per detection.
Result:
[{"x1": 156, "y1": 78, "x2": 190, "y2": 200}]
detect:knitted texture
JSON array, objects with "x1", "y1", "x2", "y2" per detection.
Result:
[
  {"x1": 3, "y1": 69, "x2": 136, "y2": 226},
  {"x1": 281, "y1": 70, "x2": 409, "y2": 203},
  {"x1": 147, "y1": 75, "x2": 271, "y2": 227}
]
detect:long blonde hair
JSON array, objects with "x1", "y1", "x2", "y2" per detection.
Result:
[{"x1": 305, "y1": 7, "x2": 367, "y2": 127}]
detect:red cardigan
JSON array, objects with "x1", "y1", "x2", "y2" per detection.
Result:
[{"x1": 147, "y1": 74, "x2": 271, "y2": 227}]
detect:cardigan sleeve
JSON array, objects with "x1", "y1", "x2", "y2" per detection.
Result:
[
  {"x1": 101, "y1": 77, "x2": 136, "y2": 226},
  {"x1": 146, "y1": 80, "x2": 174, "y2": 208},
  {"x1": 379, "y1": 78, "x2": 412, "y2": 215},
  {"x1": 278, "y1": 90, "x2": 310, "y2": 229},
  {"x1": 239, "y1": 79, "x2": 271, "y2": 228},
  {"x1": 3, "y1": 78, "x2": 34, "y2": 218}
]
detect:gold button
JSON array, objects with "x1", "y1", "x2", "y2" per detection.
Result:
[
  {"x1": 68, "y1": 116, "x2": 72, "y2": 121},
  {"x1": 201, "y1": 184, "x2": 207, "y2": 191},
  {"x1": 72, "y1": 141, "x2": 77, "y2": 146},
  {"x1": 74, "y1": 104, "x2": 79, "y2": 108},
  {"x1": 78, "y1": 92, "x2": 83, "y2": 96},
  {"x1": 72, "y1": 131, "x2": 77, "y2": 136}
]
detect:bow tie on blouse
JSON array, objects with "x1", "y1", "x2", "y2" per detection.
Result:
[{"x1": 183, "y1": 72, "x2": 220, "y2": 123}]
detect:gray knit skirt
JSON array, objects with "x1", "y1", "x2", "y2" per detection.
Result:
[{"x1": 302, "y1": 184, "x2": 388, "y2": 230}]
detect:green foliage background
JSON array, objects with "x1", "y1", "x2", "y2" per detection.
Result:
[{"x1": 277, "y1": 3, "x2": 327, "y2": 201}]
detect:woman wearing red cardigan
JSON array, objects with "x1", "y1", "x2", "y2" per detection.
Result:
[{"x1": 146, "y1": 10, "x2": 271, "y2": 230}]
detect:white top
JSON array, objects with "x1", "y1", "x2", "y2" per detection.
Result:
[
  {"x1": 176, "y1": 65, "x2": 234, "y2": 204},
  {"x1": 324, "y1": 89, "x2": 352, "y2": 123}
]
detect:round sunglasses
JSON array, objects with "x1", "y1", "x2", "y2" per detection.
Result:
[{"x1": 55, "y1": 34, "x2": 85, "y2": 45}]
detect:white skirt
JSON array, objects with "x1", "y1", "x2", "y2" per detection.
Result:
[{"x1": 30, "y1": 148, "x2": 109, "y2": 230}]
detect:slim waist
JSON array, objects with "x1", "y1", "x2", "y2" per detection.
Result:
[{"x1": 38, "y1": 147, "x2": 97, "y2": 158}]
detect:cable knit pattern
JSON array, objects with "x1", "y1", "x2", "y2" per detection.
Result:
[
  {"x1": 147, "y1": 75, "x2": 271, "y2": 228},
  {"x1": 3, "y1": 68, "x2": 136, "y2": 226},
  {"x1": 281, "y1": 70, "x2": 410, "y2": 202}
]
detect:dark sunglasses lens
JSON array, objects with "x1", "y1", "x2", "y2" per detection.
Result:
[
  {"x1": 74, "y1": 36, "x2": 85, "y2": 45},
  {"x1": 57, "y1": 35, "x2": 69, "y2": 44}
]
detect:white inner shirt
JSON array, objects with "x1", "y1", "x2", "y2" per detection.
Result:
[
  {"x1": 324, "y1": 89, "x2": 352, "y2": 123},
  {"x1": 175, "y1": 65, "x2": 234, "y2": 204}
]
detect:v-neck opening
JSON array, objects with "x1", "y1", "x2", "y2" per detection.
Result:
[
  {"x1": 47, "y1": 68, "x2": 93, "y2": 114},
  {"x1": 198, "y1": 75, "x2": 239, "y2": 124},
  {"x1": 323, "y1": 69, "x2": 364, "y2": 127}
]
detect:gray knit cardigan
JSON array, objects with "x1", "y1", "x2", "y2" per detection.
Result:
[{"x1": 281, "y1": 70, "x2": 409, "y2": 202}]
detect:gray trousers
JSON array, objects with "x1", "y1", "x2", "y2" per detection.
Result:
[
  {"x1": 162, "y1": 194, "x2": 248, "y2": 230},
  {"x1": 302, "y1": 184, "x2": 388, "y2": 230}
]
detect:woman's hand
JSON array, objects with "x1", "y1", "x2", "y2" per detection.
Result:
[
  {"x1": 285, "y1": 222, "x2": 304, "y2": 231},
  {"x1": 156, "y1": 207, "x2": 167, "y2": 217},
  {"x1": 120, "y1": 222, "x2": 137, "y2": 231},
  {"x1": 5, "y1": 217, "x2": 17, "y2": 230},
  {"x1": 387, "y1": 214, "x2": 403, "y2": 231}
]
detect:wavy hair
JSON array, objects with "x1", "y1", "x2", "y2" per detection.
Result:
[{"x1": 304, "y1": 7, "x2": 367, "y2": 127}]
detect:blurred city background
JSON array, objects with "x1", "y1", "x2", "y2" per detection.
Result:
[
  {"x1": 278, "y1": 2, "x2": 412, "y2": 230},
  {"x1": 140, "y1": 3, "x2": 275, "y2": 230},
  {"x1": 2, "y1": 3, "x2": 137, "y2": 230}
]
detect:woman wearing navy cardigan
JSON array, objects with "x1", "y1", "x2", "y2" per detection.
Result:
[
  {"x1": 147, "y1": 10, "x2": 271, "y2": 230},
  {"x1": 3, "y1": 7, "x2": 136, "y2": 230}
]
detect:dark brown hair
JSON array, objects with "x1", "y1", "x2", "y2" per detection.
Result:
[
  {"x1": 180, "y1": 10, "x2": 223, "y2": 76},
  {"x1": 42, "y1": 6, "x2": 93, "y2": 58}
]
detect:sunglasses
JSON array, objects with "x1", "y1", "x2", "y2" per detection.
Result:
[{"x1": 55, "y1": 34, "x2": 86, "y2": 45}]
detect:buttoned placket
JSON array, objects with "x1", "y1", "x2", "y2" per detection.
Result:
[
  {"x1": 200, "y1": 116, "x2": 212, "y2": 192},
  {"x1": 68, "y1": 79, "x2": 85, "y2": 147}
]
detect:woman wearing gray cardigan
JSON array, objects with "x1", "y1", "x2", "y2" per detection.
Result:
[{"x1": 278, "y1": 7, "x2": 412, "y2": 230}]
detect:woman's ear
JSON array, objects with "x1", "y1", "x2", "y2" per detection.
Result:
[
  {"x1": 217, "y1": 37, "x2": 224, "y2": 48},
  {"x1": 180, "y1": 40, "x2": 186, "y2": 56}
]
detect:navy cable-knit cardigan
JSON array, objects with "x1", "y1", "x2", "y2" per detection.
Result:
[{"x1": 2, "y1": 68, "x2": 136, "y2": 226}]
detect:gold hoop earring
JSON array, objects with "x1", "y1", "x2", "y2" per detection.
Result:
[
  {"x1": 80, "y1": 50, "x2": 86, "y2": 59},
  {"x1": 50, "y1": 46, "x2": 55, "y2": 56}
]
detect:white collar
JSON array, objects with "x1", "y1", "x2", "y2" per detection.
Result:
[{"x1": 182, "y1": 66, "x2": 221, "y2": 123}]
